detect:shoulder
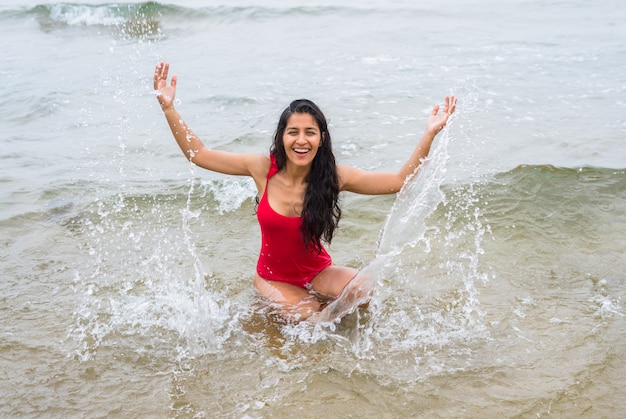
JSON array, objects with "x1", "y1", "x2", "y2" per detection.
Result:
[
  {"x1": 237, "y1": 153, "x2": 271, "y2": 195},
  {"x1": 247, "y1": 153, "x2": 272, "y2": 179}
]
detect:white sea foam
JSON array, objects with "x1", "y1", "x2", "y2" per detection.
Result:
[{"x1": 48, "y1": 4, "x2": 126, "y2": 27}]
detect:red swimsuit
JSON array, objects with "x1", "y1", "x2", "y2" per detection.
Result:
[{"x1": 256, "y1": 155, "x2": 332, "y2": 288}]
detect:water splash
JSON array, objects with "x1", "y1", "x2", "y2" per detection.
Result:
[
  {"x1": 308, "y1": 90, "x2": 492, "y2": 370},
  {"x1": 66, "y1": 179, "x2": 235, "y2": 363},
  {"x1": 315, "y1": 114, "x2": 456, "y2": 330},
  {"x1": 198, "y1": 177, "x2": 257, "y2": 214},
  {"x1": 66, "y1": 81, "x2": 239, "y2": 364}
]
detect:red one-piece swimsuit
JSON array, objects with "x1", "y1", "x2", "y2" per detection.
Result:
[{"x1": 256, "y1": 154, "x2": 332, "y2": 288}]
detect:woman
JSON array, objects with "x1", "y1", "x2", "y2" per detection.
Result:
[{"x1": 154, "y1": 62, "x2": 456, "y2": 321}]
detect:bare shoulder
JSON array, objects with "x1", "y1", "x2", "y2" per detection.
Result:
[{"x1": 246, "y1": 153, "x2": 271, "y2": 179}]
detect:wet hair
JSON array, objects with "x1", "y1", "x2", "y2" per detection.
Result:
[{"x1": 270, "y1": 99, "x2": 341, "y2": 251}]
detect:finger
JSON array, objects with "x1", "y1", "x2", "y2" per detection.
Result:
[
  {"x1": 162, "y1": 62, "x2": 169, "y2": 81},
  {"x1": 444, "y1": 96, "x2": 457, "y2": 114},
  {"x1": 171, "y1": 74, "x2": 177, "y2": 89},
  {"x1": 153, "y1": 63, "x2": 161, "y2": 89},
  {"x1": 154, "y1": 62, "x2": 166, "y2": 90},
  {"x1": 449, "y1": 96, "x2": 457, "y2": 113},
  {"x1": 431, "y1": 104, "x2": 440, "y2": 115}
]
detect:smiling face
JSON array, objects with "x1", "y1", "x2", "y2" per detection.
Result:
[
  {"x1": 282, "y1": 112, "x2": 324, "y2": 168},
  {"x1": 271, "y1": 99, "x2": 332, "y2": 173}
]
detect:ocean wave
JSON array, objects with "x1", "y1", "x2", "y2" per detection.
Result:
[
  {"x1": 0, "y1": 1, "x2": 438, "y2": 41},
  {"x1": 487, "y1": 164, "x2": 626, "y2": 207},
  {"x1": 3, "y1": 1, "x2": 424, "y2": 28},
  {"x1": 379, "y1": 163, "x2": 626, "y2": 282},
  {"x1": 4, "y1": 163, "x2": 624, "y2": 229},
  {"x1": 10, "y1": 2, "x2": 176, "y2": 38},
  {"x1": 470, "y1": 164, "x2": 626, "y2": 251}
]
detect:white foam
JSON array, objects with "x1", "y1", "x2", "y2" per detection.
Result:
[{"x1": 48, "y1": 4, "x2": 125, "y2": 27}]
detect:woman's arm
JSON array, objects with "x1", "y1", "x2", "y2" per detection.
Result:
[
  {"x1": 339, "y1": 95, "x2": 457, "y2": 195},
  {"x1": 154, "y1": 62, "x2": 267, "y2": 178}
]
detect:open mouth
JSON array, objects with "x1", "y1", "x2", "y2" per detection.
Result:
[{"x1": 293, "y1": 148, "x2": 310, "y2": 156}]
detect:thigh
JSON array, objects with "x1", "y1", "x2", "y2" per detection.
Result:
[
  {"x1": 253, "y1": 274, "x2": 321, "y2": 319},
  {"x1": 309, "y1": 265, "x2": 358, "y2": 298}
]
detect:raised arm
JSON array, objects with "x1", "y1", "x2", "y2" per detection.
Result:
[
  {"x1": 153, "y1": 62, "x2": 267, "y2": 179},
  {"x1": 339, "y1": 95, "x2": 457, "y2": 195}
]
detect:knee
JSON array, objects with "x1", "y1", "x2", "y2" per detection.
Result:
[{"x1": 311, "y1": 266, "x2": 358, "y2": 297}]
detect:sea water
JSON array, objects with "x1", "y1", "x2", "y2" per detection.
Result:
[{"x1": 1, "y1": 0, "x2": 625, "y2": 417}]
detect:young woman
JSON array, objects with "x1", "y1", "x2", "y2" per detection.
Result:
[{"x1": 154, "y1": 62, "x2": 456, "y2": 321}]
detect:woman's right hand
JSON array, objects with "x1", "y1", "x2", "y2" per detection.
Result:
[{"x1": 153, "y1": 62, "x2": 176, "y2": 110}]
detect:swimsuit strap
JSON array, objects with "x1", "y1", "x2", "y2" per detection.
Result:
[{"x1": 267, "y1": 153, "x2": 279, "y2": 180}]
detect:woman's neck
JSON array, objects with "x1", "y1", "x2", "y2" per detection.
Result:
[{"x1": 283, "y1": 161, "x2": 311, "y2": 186}]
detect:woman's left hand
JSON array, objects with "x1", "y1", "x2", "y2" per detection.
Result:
[{"x1": 425, "y1": 95, "x2": 457, "y2": 135}]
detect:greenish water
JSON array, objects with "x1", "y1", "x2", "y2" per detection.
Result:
[{"x1": 1, "y1": 0, "x2": 625, "y2": 417}]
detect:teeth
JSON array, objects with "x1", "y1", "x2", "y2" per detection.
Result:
[{"x1": 294, "y1": 148, "x2": 309, "y2": 153}]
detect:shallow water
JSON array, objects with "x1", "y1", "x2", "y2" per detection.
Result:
[{"x1": 1, "y1": 1, "x2": 625, "y2": 417}]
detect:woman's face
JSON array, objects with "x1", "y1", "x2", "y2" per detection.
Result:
[{"x1": 282, "y1": 112, "x2": 323, "y2": 168}]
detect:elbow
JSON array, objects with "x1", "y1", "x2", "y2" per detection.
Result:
[
  {"x1": 388, "y1": 175, "x2": 408, "y2": 194},
  {"x1": 375, "y1": 183, "x2": 402, "y2": 195},
  {"x1": 370, "y1": 175, "x2": 404, "y2": 195},
  {"x1": 184, "y1": 148, "x2": 199, "y2": 163}
]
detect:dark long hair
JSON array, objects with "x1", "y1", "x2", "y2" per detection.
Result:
[{"x1": 270, "y1": 99, "x2": 341, "y2": 251}]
